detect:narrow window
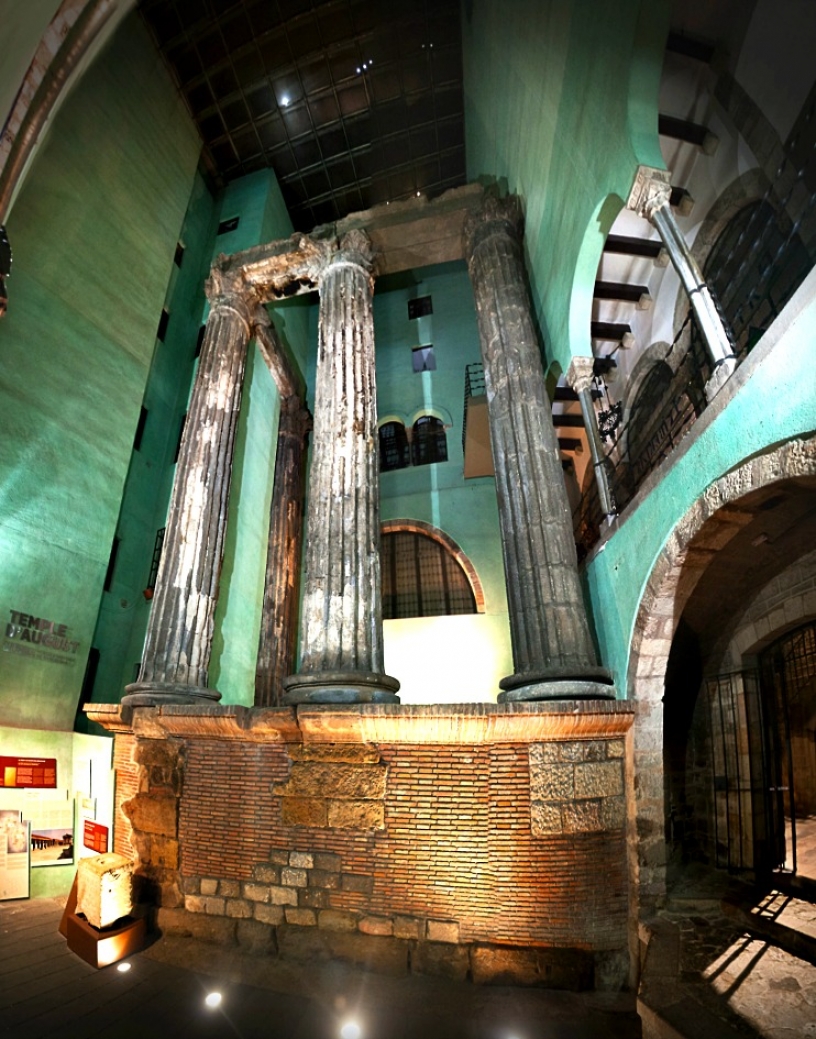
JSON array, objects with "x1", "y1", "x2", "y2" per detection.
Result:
[
  {"x1": 104, "y1": 537, "x2": 120, "y2": 592},
  {"x1": 412, "y1": 415, "x2": 447, "y2": 466},
  {"x1": 133, "y1": 406, "x2": 148, "y2": 452},
  {"x1": 379, "y1": 421, "x2": 410, "y2": 472},
  {"x1": 217, "y1": 215, "x2": 240, "y2": 235},
  {"x1": 157, "y1": 308, "x2": 170, "y2": 342},
  {"x1": 408, "y1": 295, "x2": 433, "y2": 320},
  {"x1": 412, "y1": 345, "x2": 436, "y2": 372}
]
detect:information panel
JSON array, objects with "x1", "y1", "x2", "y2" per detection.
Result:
[{"x1": 0, "y1": 757, "x2": 57, "y2": 789}]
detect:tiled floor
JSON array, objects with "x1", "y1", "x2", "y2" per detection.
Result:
[{"x1": 0, "y1": 898, "x2": 641, "y2": 1039}]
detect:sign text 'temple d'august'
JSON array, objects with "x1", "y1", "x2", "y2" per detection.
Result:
[{"x1": 3, "y1": 609, "x2": 81, "y2": 664}]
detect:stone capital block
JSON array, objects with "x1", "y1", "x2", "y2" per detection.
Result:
[
  {"x1": 328, "y1": 799, "x2": 385, "y2": 830},
  {"x1": 574, "y1": 761, "x2": 623, "y2": 799}
]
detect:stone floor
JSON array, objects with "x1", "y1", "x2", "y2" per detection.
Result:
[{"x1": 0, "y1": 897, "x2": 640, "y2": 1039}]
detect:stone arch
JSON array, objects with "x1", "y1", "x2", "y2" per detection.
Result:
[
  {"x1": 381, "y1": 518, "x2": 485, "y2": 613},
  {"x1": 626, "y1": 435, "x2": 816, "y2": 921}
]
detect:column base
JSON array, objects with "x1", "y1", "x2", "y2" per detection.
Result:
[
  {"x1": 498, "y1": 667, "x2": 615, "y2": 703},
  {"x1": 122, "y1": 682, "x2": 222, "y2": 708},
  {"x1": 282, "y1": 670, "x2": 401, "y2": 705}
]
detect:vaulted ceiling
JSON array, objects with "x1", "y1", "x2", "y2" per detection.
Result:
[{"x1": 139, "y1": 0, "x2": 467, "y2": 232}]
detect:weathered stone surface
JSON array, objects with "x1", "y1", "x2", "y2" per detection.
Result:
[
  {"x1": 275, "y1": 762, "x2": 387, "y2": 799},
  {"x1": 531, "y1": 802, "x2": 563, "y2": 835},
  {"x1": 280, "y1": 797, "x2": 328, "y2": 827},
  {"x1": 219, "y1": 879, "x2": 241, "y2": 897},
  {"x1": 601, "y1": 796, "x2": 626, "y2": 830},
  {"x1": 298, "y1": 888, "x2": 330, "y2": 908},
  {"x1": 226, "y1": 898, "x2": 252, "y2": 918},
  {"x1": 393, "y1": 916, "x2": 425, "y2": 940},
  {"x1": 242, "y1": 882, "x2": 270, "y2": 903},
  {"x1": 268, "y1": 849, "x2": 291, "y2": 866},
  {"x1": 147, "y1": 835, "x2": 179, "y2": 870},
  {"x1": 252, "y1": 863, "x2": 280, "y2": 883},
  {"x1": 412, "y1": 941, "x2": 470, "y2": 981},
  {"x1": 607, "y1": 739, "x2": 625, "y2": 758},
  {"x1": 156, "y1": 907, "x2": 236, "y2": 945},
  {"x1": 530, "y1": 743, "x2": 559, "y2": 765},
  {"x1": 122, "y1": 793, "x2": 178, "y2": 837},
  {"x1": 359, "y1": 915, "x2": 393, "y2": 936},
  {"x1": 562, "y1": 800, "x2": 602, "y2": 833},
  {"x1": 285, "y1": 907, "x2": 317, "y2": 926},
  {"x1": 471, "y1": 945, "x2": 593, "y2": 989},
  {"x1": 200, "y1": 878, "x2": 218, "y2": 895},
  {"x1": 268, "y1": 885, "x2": 299, "y2": 906},
  {"x1": 341, "y1": 873, "x2": 374, "y2": 894},
  {"x1": 281, "y1": 867, "x2": 308, "y2": 887},
  {"x1": 254, "y1": 903, "x2": 284, "y2": 926},
  {"x1": 277, "y1": 927, "x2": 408, "y2": 976},
  {"x1": 529, "y1": 763, "x2": 573, "y2": 801},
  {"x1": 313, "y1": 852, "x2": 342, "y2": 871},
  {"x1": 236, "y1": 918, "x2": 277, "y2": 955},
  {"x1": 328, "y1": 799, "x2": 385, "y2": 830},
  {"x1": 290, "y1": 743, "x2": 381, "y2": 764},
  {"x1": 289, "y1": 851, "x2": 314, "y2": 869},
  {"x1": 318, "y1": 909, "x2": 358, "y2": 932},
  {"x1": 185, "y1": 894, "x2": 225, "y2": 916},
  {"x1": 426, "y1": 919, "x2": 460, "y2": 944},
  {"x1": 574, "y1": 761, "x2": 623, "y2": 799},
  {"x1": 557, "y1": 742, "x2": 585, "y2": 763},
  {"x1": 309, "y1": 869, "x2": 340, "y2": 889}
]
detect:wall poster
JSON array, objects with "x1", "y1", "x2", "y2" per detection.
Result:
[{"x1": 0, "y1": 810, "x2": 30, "y2": 900}]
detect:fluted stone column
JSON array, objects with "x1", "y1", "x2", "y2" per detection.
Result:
[
  {"x1": 282, "y1": 230, "x2": 399, "y2": 704},
  {"x1": 628, "y1": 165, "x2": 736, "y2": 400},
  {"x1": 566, "y1": 356, "x2": 616, "y2": 522},
  {"x1": 123, "y1": 269, "x2": 254, "y2": 707},
  {"x1": 255, "y1": 395, "x2": 311, "y2": 706},
  {"x1": 465, "y1": 196, "x2": 614, "y2": 702}
]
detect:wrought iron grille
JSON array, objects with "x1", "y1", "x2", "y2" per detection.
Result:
[{"x1": 381, "y1": 529, "x2": 476, "y2": 619}]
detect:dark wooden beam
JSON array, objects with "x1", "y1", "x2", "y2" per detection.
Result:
[
  {"x1": 552, "y1": 413, "x2": 584, "y2": 428},
  {"x1": 594, "y1": 280, "x2": 650, "y2": 304},
  {"x1": 603, "y1": 234, "x2": 663, "y2": 259},
  {"x1": 591, "y1": 321, "x2": 632, "y2": 342}
]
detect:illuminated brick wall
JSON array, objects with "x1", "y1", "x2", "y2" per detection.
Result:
[{"x1": 112, "y1": 733, "x2": 137, "y2": 859}]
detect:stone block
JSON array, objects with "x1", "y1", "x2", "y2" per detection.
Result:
[
  {"x1": 581, "y1": 741, "x2": 606, "y2": 761},
  {"x1": 299, "y1": 888, "x2": 330, "y2": 909},
  {"x1": 226, "y1": 899, "x2": 252, "y2": 919},
  {"x1": 183, "y1": 876, "x2": 200, "y2": 895},
  {"x1": 156, "y1": 907, "x2": 236, "y2": 945},
  {"x1": 289, "y1": 851, "x2": 314, "y2": 869},
  {"x1": 219, "y1": 879, "x2": 241, "y2": 897},
  {"x1": 393, "y1": 915, "x2": 425, "y2": 940},
  {"x1": 529, "y1": 743, "x2": 559, "y2": 765},
  {"x1": 290, "y1": 743, "x2": 381, "y2": 764},
  {"x1": 158, "y1": 878, "x2": 184, "y2": 909},
  {"x1": 277, "y1": 927, "x2": 408, "y2": 976},
  {"x1": 122, "y1": 793, "x2": 178, "y2": 837},
  {"x1": 76, "y1": 854, "x2": 134, "y2": 929},
  {"x1": 184, "y1": 894, "x2": 225, "y2": 917},
  {"x1": 426, "y1": 919, "x2": 460, "y2": 944},
  {"x1": 254, "y1": 903, "x2": 284, "y2": 926},
  {"x1": 309, "y1": 869, "x2": 340, "y2": 889},
  {"x1": 601, "y1": 796, "x2": 626, "y2": 830},
  {"x1": 531, "y1": 802, "x2": 563, "y2": 835},
  {"x1": 242, "y1": 882, "x2": 270, "y2": 903},
  {"x1": 236, "y1": 918, "x2": 277, "y2": 955},
  {"x1": 557, "y1": 742, "x2": 584, "y2": 763},
  {"x1": 276, "y1": 762, "x2": 386, "y2": 799},
  {"x1": 285, "y1": 907, "x2": 317, "y2": 926},
  {"x1": 529, "y1": 763, "x2": 573, "y2": 801},
  {"x1": 340, "y1": 873, "x2": 374, "y2": 895},
  {"x1": 412, "y1": 941, "x2": 470, "y2": 981},
  {"x1": 252, "y1": 864, "x2": 280, "y2": 884},
  {"x1": 606, "y1": 740, "x2": 625, "y2": 759},
  {"x1": 328, "y1": 799, "x2": 384, "y2": 830},
  {"x1": 318, "y1": 909, "x2": 358, "y2": 932},
  {"x1": 358, "y1": 915, "x2": 393, "y2": 936},
  {"x1": 574, "y1": 761, "x2": 623, "y2": 799},
  {"x1": 268, "y1": 885, "x2": 299, "y2": 906},
  {"x1": 313, "y1": 852, "x2": 342, "y2": 871},
  {"x1": 562, "y1": 800, "x2": 602, "y2": 833},
  {"x1": 268, "y1": 849, "x2": 291, "y2": 866},
  {"x1": 148, "y1": 835, "x2": 179, "y2": 870},
  {"x1": 200, "y1": 878, "x2": 218, "y2": 896},
  {"x1": 281, "y1": 797, "x2": 328, "y2": 827},
  {"x1": 471, "y1": 945, "x2": 593, "y2": 990},
  {"x1": 281, "y1": 867, "x2": 308, "y2": 887}
]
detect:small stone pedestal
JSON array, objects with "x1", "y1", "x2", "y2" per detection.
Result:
[{"x1": 62, "y1": 854, "x2": 146, "y2": 969}]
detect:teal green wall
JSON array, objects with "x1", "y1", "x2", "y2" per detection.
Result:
[
  {"x1": 463, "y1": 0, "x2": 668, "y2": 370},
  {"x1": 583, "y1": 285, "x2": 816, "y2": 694},
  {"x1": 0, "y1": 14, "x2": 201, "y2": 731}
]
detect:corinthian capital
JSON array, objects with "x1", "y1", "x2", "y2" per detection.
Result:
[
  {"x1": 463, "y1": 193, "x2": 524, "y2": 260},
  {"x1": 626, "y1": 165, "x2": 672, "y2": 221}
]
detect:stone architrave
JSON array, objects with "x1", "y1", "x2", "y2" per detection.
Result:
[
  {"x1": 627, "y1": 165, "x2": 736, "y2": 399},
  {"x1": 124, "y1": 268, "x2": 255, "y2": 707},
  {"x1": 464, "y1": 195, "x2": 614, "y2": 702},
  {"x1": 255, "y1": 394, "x2": 311, "y2": 706},
  {"x1": 565, "y1": 356, "x2": 616, "y2": 521},
  {"x1": 282, "y1": 230, "x2": 399, "y2": 704}
]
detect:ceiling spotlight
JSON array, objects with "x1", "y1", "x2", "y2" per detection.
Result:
[
  {"x1": 116, "y1": 962, "x2": 131, "y2": 973},
  {"x1": 280, "y1": 95, "x2": 290, "y2": 107},
  {"x1": 204, "y1": 992, "x2": 222, "y2": 1009},
  {"x1": 356, "y1": 67, "x2": 361, "y2": 73}
]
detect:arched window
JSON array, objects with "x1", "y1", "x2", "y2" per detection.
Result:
[
  {"x1": 379, "y1": 420, "x2": 410, "y2": 471},
  {"x1": 411, "y1": 415, "x2": 447, "y2": 467},
  {"x1": 381, "y1": 523, "x2": 482, "y2": 619}
]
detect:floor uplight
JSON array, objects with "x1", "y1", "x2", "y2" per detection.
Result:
[
  {"x1": 340, "y1": 1021, "x2": 361, "y2": 1039},
  {"x1": 204, "y1": 992, "x2": 222, "y2": 1009},
  {"x1": 116, "y1": 962, "x2": 131, "y2": 973}
]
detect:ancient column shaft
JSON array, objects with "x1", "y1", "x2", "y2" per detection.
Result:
[
  {"x1": 124, "y1": 273, "x2": 253, "y2": 706},
  {"x1": 566, "y1": 356, "x2": 616, "y2": 520},
  {"x1": 465, "y1": 197, "x2": 613, "y2": 701},
  {"x1": 283, "y1": 230, "x2": 399, "y2": 704},
  {"x1": 628, "y1": 165, "x2": 736, "y2": 399},
  {"x1": 255, "y1": 396, "x2": 311, "y2": 706}
]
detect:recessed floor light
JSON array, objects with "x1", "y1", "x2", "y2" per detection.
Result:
[
  {"x1": 340, "y1": 1021, "x2": 361, "y2": 1039},
  {"x1": 116, "y1": 962, "x2": 131, "y2": 973}
]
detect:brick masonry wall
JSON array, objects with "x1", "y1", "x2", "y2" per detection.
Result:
[
  {"x1": 177, "y1": 737, "x2": 627, "y2": 953},
  {"x1": 112, "y1": 733, "x2": 137, "y2": 859}
]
